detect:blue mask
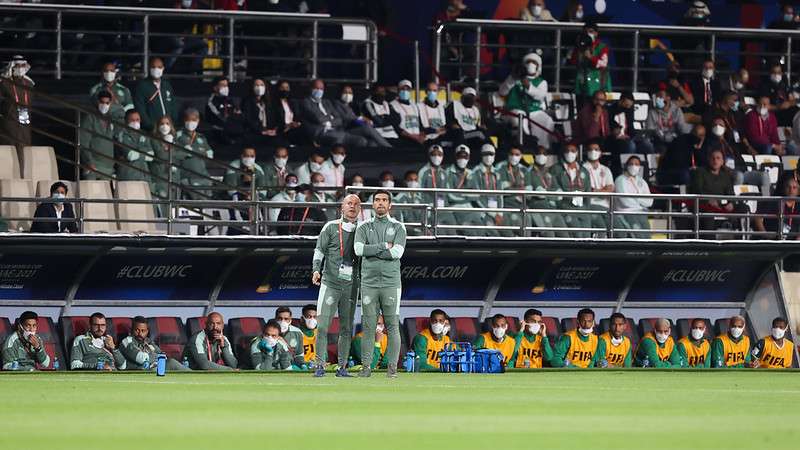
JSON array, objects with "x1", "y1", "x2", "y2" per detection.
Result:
[
  {"x1": 311, "y1": 89, "x2": 324, "y2": 100},
  {"x1": 654, "y1": 97, "x2": 665, "y2": 109},
  {"x1": 399, "y1": 90, "x2": 411, "y2": 101},
  {"x1": 733, "y1": 101, "x2": 740, "y2": 111},
  {"x1": 785, "y1": 14, "x2": 794, "y2": 22},
  {"x1": 52, "y1": 193, "x2": 66, "y2": 203},
  {"x1": 296, "y1": 192, "x2": 306, "y2": 202},
  {"x1": 426, "y1": 91, "x2": 437, "y2": 103}
]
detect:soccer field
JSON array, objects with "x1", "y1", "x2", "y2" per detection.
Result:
[{"x1": 2, "y1": 370, "x2": 798, "y2": 450}]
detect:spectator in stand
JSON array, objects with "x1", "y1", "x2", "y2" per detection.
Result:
[
  {"x1": 469, "y1": 144, "x2": 503, "y2": 237},
  {"x1": 175, "y1": 107, "x2": 214, "y2": 200},
  {"x1": 705, "y1": 116, "x2": 771, "y2": 196},
  {"x1": 725, "y1": 68, "x2": 750, "y2": 96},
  {"x1": 688, "y1": 59, "x2": 721, "y2": 118},
  {"x1": 89, "y1": 62, "x2": 133, "y2": 123},
  {"x1": 582, "y1": 139, "x2": 614, "y2": 234},
  {"x1": 299, "y1": 79, "x2": 367, "y2": 147},
  {"x1": 519, "y1": 0, "x2": 554, "y2": 22},
  {"x1": 183, "y1": 312, "x2": 237, "y2": 371},
  {"x1": 754, "y1": 174, "x2": 800, "y2": 239},
  {"x1": 80, "y1": 90, "x2": 116, "y2": 180},
  {"x1": 760, "y1": 63, "x2": 798, "y2": 127},
  {"x1": 418, "y1": 144, "x2": 448, "y2": 213},
  {"x1": 331, "y1": 85, "x2": 391, "y2": 147},
  {"x1": 390, "y1": 80, "x2": 427, "y2": 149},
  {"x1": 115, "y1": 109, "x2": 154, "y2": 187},
  {"x1": 379, "y1": 170, "x2": 395, "y2": 189},
  {"x1": 498, "y1": 52, "x2": 554, "y2": 149},
  {"x1": 205, "y1": 76, "x2": 244, "y2": 144},
  {"x1": 445, "y1": 144, "x2": 483, "y2": 235},
  {"x1": 263, "y1": 146, "x2": 289, "y2": 197},
  {"x1": 495, "y1": 145, "x2": 530, "y2": 236},
  {"x1": 363, "y1": 85, "x2": 399, "y2": 144},
  {"x1": 418, "y1": 81, "x2": 449, "y2": 146},
  {"x1": 394, "y1": 170, "x2": 425, "y2": 235},
  {"x1": 277, "y1": 183, "x2": 328, "y2": 235},
  {"x1": 560, "y1": 0, "x2": 584, "y2": 22},
  {"x1": 645, "y1": 89, "x2": 692, "y2": 155},
  {"x1": 688, "y1": 147, "x2": 741, "y2": 233},
  {"x1": 614, "y1": 155, "x2": 653, "y2": 238},
  {"x1": 528, "y1": 145, "x2": 569, "y2": 237},
  {"x1": 272, "y1": 80, "x2": 304, "y2": 145},
  {"x1": 319, "y1": 144, "x2": 347, "y2": 188},
  {"x1": 223, "y1": 146, "x2": 267, "y2": 201},
  {"x1": 295, "y1": 150, "x2": 326, "y2": 185},
  {"x1": 569, "y1": 19, "x2": 611, "y2": 103},
  {"x1": 551, "y1": 142, "x2": 592, "y2": 237},
  {"x1": 744, "y1": 95, "x2": 795, "y2": 156},
  {"x1": 133, "y1": 57, "x2": 178, "y2": 132},
  {"x1": 656, "y1": 62, "x2": 694, "y2": 111},
  {"x1": 309, "y1": 172, "x2": 336, "y2": 219},
  {"x1": 445, "y1": 87, "x2": 488, "y2": 151},
  {"x1": 703, "y1": 90, "x2": 756, "y2": 156},
  {"x1": 30, "y1": 182, "x2": 78, "y2": 234},
  {"x1": 268, "y1": 173, "x2": 299, "y2": 227},
  {"x1": 240, "y1": 78, "x2": 286, "y2": 148},
  {"x1": 1, "y1": 311, "x2": 50, "y2": 371},
  {"x1": 657, "y1": 124, "x2": 706, "y2": 186},
  {"x1": 0, "y1": 55, "x2": 33, "y2": 155},
  {"x1": 149, "y1": 116, "x2": 179, "y2": 202},
  {"x1": 607, "y1": 91, "x2": 648, "y2": 161},
  {"x1": 573, "y1": 90, "x2": 610, "y2": 145}
]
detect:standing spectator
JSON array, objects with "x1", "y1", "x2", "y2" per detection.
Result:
[
  {"x1": 240, "y1": 78, "x2": 285, "y2": 149},
  {"x1": 0, "y1": 55, "x2": 33, "y2": 156},
  {"x1": 418, "y1": 81, "x2": 448, "y2": 146},
  {"x1": 31, "y1": 182, "x2": 78, "y2": 234},
  {"x1": 519, "y1": 0, "x2": 554, "y2": 22},
  {"x1": 149, "y1": 116, "x2": 179, "y2": 202},
  {"x1": 656, "y1": 62, "x2": 694, "y2": 111},
  {"x1": 498, "y1": 52, "x2": 554, "y2": 149},
  {"x1": 645, "y1": 89, "x2": 692, "y2": 155},
  {"x1": 272, "y1": 80, "x2": 304, "y2": 145},
  {"x1": 390, "y1": 80, "x2": 427, "y2": 148},
  {"x1": 573, "y1": 90, "x2": 610, "y2": 145},
  {"x1": 744, "y1": 96, "x2": 794, "y2": 156},
  {"x1": 205, "y1": 76, "x2": 244, "y2": 144},
  {"x1": 88, "y1": 62, "x2": 133, "y2": 124},
  {"x1": 175, "y1": 108, "x2": 214, "y2": 199},
  {"x1": 614, "y1": 155, "x2": 653, "y2": 237},
  {"x1": 445, "y1": 87, "x2": 488, "y2": 151},
  {"x1": 115, "y1": 110, "x2": 154, "y2": 187},
  {"x1": 331, "y1": 85, "x2": 390, "y2": 147},
  {"x1": 81, "y1": 91, "x2": 116, "y2": 180},
  {"x1": 760, "y1": 63, "x2": 798, "y2": 127},
  {"x1": 569, "y1": 19, "x2": 611, "y2": 103},
  {"x1": 133, "y1": 57, "x2": 178, "y2": 132},
  {"x1": 299, "y1": 79, "x2": 367, "y2": 147},
  {"x1": 688, "y1": 59, "x2": 721, "y2": 118},
  {"x1": 362, "y1": 85, "x2": 399, "y2": 144}
]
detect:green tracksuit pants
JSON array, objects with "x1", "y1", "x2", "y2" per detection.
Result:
[{"x1": 360, "y1": 286, "x2": 401, "y2": 369}]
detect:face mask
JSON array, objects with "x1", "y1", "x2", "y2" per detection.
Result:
[
  {"x1": 509, "y1": 155, "x2": 522, "y2": 166},
  {"x1": 730, "y1": 327, "x2": 744, "y2": 339},
  {"x1": 92, "y1": 337, "x2": 105, "y2": 349},
  {"x1": 702, "y1": 69, "x2": 714, "y2": 79},
  {"x1": 431, "y1": 322, "x2": 445, "y2": 335},
  {"x1": 185, "y1": 120, "x2": 198, "y2": 132},
  {"x1": 654, "y1": 97, "x2": 666, "y2": 109},
  {"x1": 181, "y1": 0, "x2": 192, "y2": 7},
  {"x1": 12, "y1": 66, "x2": 28, "y2": 78},
  {"x1": 304, "y1": 317, "x2": 317, "y2": 330},
  {"x1": 772, "y1": 327, "x2": 786, "y2": 340},
  {"x1": 103, "y1": 71, "x2": 116, "y2": 82},
  {"x1": 456, "y1": 158, "x2": 469, "y2": 169},
  {"x1": 526, "y1": 63, "x2": 538, "y2": 76},
  {"x1": 430, "y1": 155, "x2": 443, "y2": 166},
  {"x1": 52, "y1": 192, "x2": 66, "y2": 202},
  {"x1": 159, "y1": 124, "x2": 172, "y2": 135},
  {"x1": 98, "y1": 103, "x2": 110, "y2": 114},
  {"x1": 381, "y1": 180, "x2": 395, "y2": 188},
  {"x1": 426, "y1": 91, "x2": 437, "y2": 103},
  {"x1": 254, "y1": 85, "x2": 266, "y2": 96},
  {"x1": 734, "y1": 81, "x2": 744, "y2": 90},
  {"x1": 578, "y1": 327, "x2": 593, "y2": 336},
  {"x1": 398, "y1": 90, "x2": 411, "y2": 101},
  {"x1": 406, "y1": 180, "x2": 420, "y2": 189},
  {"x1": 626, "y1": 165, "x2": 640, "y2": 177},
  {"x1": 376, "y1": 324, "x2": 385, "y2": 333},
  {"x1": 587, "y1": 150, "x2": 600, "y2": 161},
  {"x1": 732, "y1": 101, "x2": 740, "y2": 112},
  {"x1": 310, "y1": 161, "x2": 323, "y2": 172},
  {"x1": 531, "y1": 5, "x2": 542, "y2": 16},
  {"x1": 482, "y1": 155, "x2": 495, "y2": 166},
  {"x1": 274, "y1": 157, "x2": 287, "y2": 169},
  {"x1": 611, "y1": 336, "x2": 624, "y2": 346},
  {"x1": 527, "y1": 322, "x2": 541, "y2": 335},
  {"x1": 771, "y1": 74, "x2": 783, "y2": 84},
  {"x1": 264, "y1": 336, "x2": 278, "y2": 348},
  {"x1": 150, "y1": 67, "x2": 164, "y2": 79},
  {"x1": 564, "y1": 152, "x2": 577, "y2": 164},
  {"x1": 785, "y1": 14, "x2": 794, "y2": 22},
  {"x1": 296, "y1": 192, "x2": 306, "y2": 202},
  {"x1": 492, "y1": 327, "x2": 506, "y2": 339},
  {"x1": 341, "y1": 93, "x2": 353, "y2": 104},
  {"x1": 218, "y1": 86, "x2": 229, "y2": 97},
  {"x1": 128, "y1": 121, "x2": 141, "y2": 130},
  {"x1": 575, "y1": 10, "x2": 584, "y2": 20},
  {"x1": 332, "y1": 154, "x2": 346, "y2": 165},
  {"x1": 535, "y1": 154, "x2": 548, "y2": 166},
  {"x1": 278, "y1": 321, "x2": 289, "y2": 334},
  {"x1": 352, "y1": 181, "x2": 364, "y2": 187},
  {"x1": 22, "y1": 330, "x2": 35, "y2": 339},
  {"x1": 712, "y1": 125, "x2": 725, "y2": 137},
  {"x1": 462, "y1": 97, "x2": 475, "y2": 108},
  {"x1": 311, "y1": 89, "x2": 324, "y2": 100},
  {"x1": 691, "y1": 328, "x2": 705, "y2": 340},
  {"x1": 242, "y1": 157, "x2": 256, "y2": 168},
  {"x1": 279, "y1": 90, "x2": 290, "y2": 99},
  {"x1": 759, "y1": 107, "x2": 769, "y2": 117},
  {"x1": 655, "y1": 332, "x2": 670, "y2": 344}
]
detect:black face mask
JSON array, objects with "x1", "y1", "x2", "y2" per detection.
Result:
[
  {"x1": 373, "y1": 93, "x2": 385, "y2": 103},
  {"x1": 462, "y1": 97, "x2": 475, "y2": 108},
  {"x1": 278, "y1": 91, "x2": 290, "y2": 99}
]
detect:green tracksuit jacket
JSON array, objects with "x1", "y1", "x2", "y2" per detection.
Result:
[
  {"x1": 70, "y1": 332, "x2": 126, "y2": 370},
  {"x1": 175, "y1": 129, "x2": 213, "y2": 199},
  {"x1": 89, "y1": 80, "x2": 133, "y2": 123},
  {"x1": 133, "y1": 78, "x2": 178, "y2": 131},
  {"x1": 634, "y1": 338, "x2": 684, "y2": 368},
  {"x1": 183, "y1": 330, "x2": 237, "y2": 370},
  {"x1": 115, "y1": 128, "x2": 154, "y2": 184},
  {"x1": 249, "y1": 336, "x2": 292, "y2": 370},
  {"x1": 550, "y1": 333, "x2": 601, "y2": 368},
  {"x1": 354, "y1": 214, "x2": 407, "y2": 289},
  {"x1": 80, "y1": 112, "x2": 116, "y2": 178},
  {"x1": 2, "y1": 331, "x2": 50, "y2": 370},
  {"x1": 312, "y1": 218, "x2": 358, "y2": 291}
]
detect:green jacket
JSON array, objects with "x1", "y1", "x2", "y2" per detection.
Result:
[
  {"x1": 549, "y1": 162, "x2": 592, "y2": 209},
  {"x1": 411, "y1": 332, "x2": 449, "y2": 370},
  {"x1": 594, "y1": 337, "x2": 633, "y2": 368},
  {"x1": 495, "y1": 161, "x2": 530, "y2": 208},
  {"x1": 119, "y1": 335, "x2": 163, "y2": 370},
  {"x1": 79, "y1": 113, "x2": 116, "y2": 176},
  {"x1": 70, "y1": 332, "x2": 126, "y2": 370},
  {"x1": 281, "y1": 327, "x2": 306, "y2": 367},
  {"x1": 550, "y1": 333, "x2": 600, "y2": 368},
  {"x1": 174, "y1": 129, "x2": 213, "y2": 191},
  {"x1": 115, "y1": 128, "x2": 154, "y2": 184},
  {"x1": 89, "y1": 80, "x2": 133, "y2": 123},
  {"x1": 574, "y1": 41, "x2": 612, "y2": 97},
  {"x1": 223, "y1": 159, "x2": 268, "y2": 200},
  {"x1": 469, "y1": 164, "x2": 503, "y2": 210},
  {"x1": 445, "y1": 164, "x2": 473, "y2": 205},
  {"x1": 133, "y1": 78, "x2": 178, "y2": 131},
  {"x1": 263, "y1": 163, "x2": 288, "y2": 198},
  {"x1": 528, "y1": 165, "x2": 560, "y2": 209},
  {"x1": 2, "y1": 331, "x2": 50, "y2": 370},
  {"x1": 149, "y1": 135, "x2": 180, "y2": 198},
  {"x1": 183, "y1": 330, "x2": 237, "y2": 370},
  {"x1": 354, "y1": 214, "x2": 407, "y2": 289},
  {"x1": 418, "y1": 162, "x2": 449, "y2": 205},
  {"x1": 505, "y1": 76, "x2": 546, "y2": 113},
  {"x1": 313, "y1": 218, "x2": 358, "y2": 290},
  {"x1": 249, "y1": 336, "x2": 292, "y2": 370},
  {"x1": 634, "y1": 337, "x2": 684, "y2": 368}
]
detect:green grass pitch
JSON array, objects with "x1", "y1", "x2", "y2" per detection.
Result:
[{"x1": 1, "y1": 370, "x2": 798, "y2": 450}]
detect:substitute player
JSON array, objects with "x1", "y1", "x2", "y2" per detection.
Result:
[
  {"x1": 411, "y1": 309, "x2": 452, "y2": 370},
  {"x1": 634, "y1": 318, "x2": 683, "y2": 368},
  {"x1": 598, "y1": 312, "x2": 632, "y2": 368},
  {"x1": 677, "y1": 318, "x2": 711, "y2": 368},
  {"x1": 551, "y1": 308, "x2": 601, "y2": 368},
  {"x1": 711, "y1": 315, "x2": 751, "y2": 368},
  {"x1": 511, "y1": 309, "x2": 553, "y2": 368},
  {"x1": 475, "y1": 314, "x2": 516, "y2": 367},
  {"x1": 751, "y1": 317, "x2": 794, "y2": 369}
]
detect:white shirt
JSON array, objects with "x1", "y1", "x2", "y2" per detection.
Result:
[
  {"x1": 281, "y1": 100, "x2": 294, "y2": 125},
  {"x1": 582, "y1": 161, "x2": 613, "y2": 208},
  {"x1": 614, "y1": 174, "x2": 653, "y2": 211}
]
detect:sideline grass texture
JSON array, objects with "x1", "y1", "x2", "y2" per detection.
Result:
[{"x1": 1, "y1": 370, "x2": 798, "y2": 450}]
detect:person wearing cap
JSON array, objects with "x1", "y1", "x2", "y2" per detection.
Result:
[
  {"x1": 395, "y1": 170, "x2": 426, "y2": 235},
  {"x1": 363, "y1": 85, "x2": 399, "y2": 144},
  {"x1": 0, "y1": 55, "x2": 34, "y2": 155},
  {"x1": 300, "y1": 79, "x2": 368, "y2": 148},
  {"x1": 80, "y1": 90, "x2": 117, "y2": 180},
  {"x1": 527, "y1": 146, "x2": 569, "y2": 237},
  {"x1": 445, "y1": 144, "x2": 483, "y2": 235},
  {"x1": 390, "y1": 80, "x2": 427, "y2": 148},
  {"x1": 89, "y1": 61, "x2": 133, "y2": 124},
  {"x1": 418, "y1": 144, "x2": 450, "y2": 222},
  {"x1": 499, "y1": 52, "x2": 555, "y2": 148},
  {"x1": 550, "y1": 142, "x2": 592, "y2": 237},
  {"x1": 446, "y1": 87, "x2": 488, "y2": 150},
  {"x1": 569, "y1": 19, "x2": 611, "y2": 103},
  {"x1": 495, "y1": 145, "x2": 531, "y2": 236},
  {"x1": 205, "y1": 76, "x2": 244, "y2": 144},
  {"x1": 418, "y1": 81, "x2": 448, "y2": 146},
  {"x1": 468, "y1": 144, "x2": 503, "y2": 236}
]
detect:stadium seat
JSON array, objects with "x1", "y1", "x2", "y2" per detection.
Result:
[
  {"x1": 540, "y1": 316, "x2": 560, "y2": 340},
  {"x1": 782, "y1": 155, "x2": 798, "y2": 172},
  {"x1": 675, "y1": 318, "x2": 713, "y2": 340},
  {"x1": 115, "y1": 180, "x2": 160, "y2": 234},
  {"x1": 108, "y1": 317, "x2": 132, "y2": 343},
  {"x1": 78, "y1": 180, "x2": 118, "y2": 233},
  {"x1": 322, "y1": 317, "x2": 341, "y2": 364},
  {"x1": 227, "y1": 317, "x2": 266, "y2": 369},
  {"x1": 35, "y1": 316, "x2": 65, "y2": 370},
  {"x1": 754, "y1": 155, "x2": 782, "y2": 185},
  {"x1": 449, "y1": 317, "x2": 479, "y2": 344},
  {"x1": 598, "y1": 317, "x2": 639, "y2": 348},
  {"x1": 403, "y1": 317, "x2": 430, "y2": 349},
  {"x1": 714, "y1": 318, "x2": 732, "y2": 337},
  {"x1": 21, "y1": 146, "x2": 58, "y2": 185},
  {"x1": 638, "y1": 318, "x2": 676, "y2": 339},
  {"x1": 35, "y1": 180, "x2": 74, "y2": 198},
  {"x1": 0, "y1": 316, "x2": 12, "y2": 343},
  {"x1": 481, "y1": 316, "x2": 520, "y2": 335},
  {"x1": 561, "y1": 317, "x2": 597, "y2": 334},
  {"x1": 733, "y1": 185, "x2": 760, "y2": 217},
  {"x1": 146, "y1": 317, "x2": 187, "y2": 360},
  {"x1": 0, "y1": 179, "x2": 35, "y2": 231},
  {"x1": 632, "y1": 92, "x2": 651, "y2": 122},
  {"x1": 740, "y1": 154, "x2": 757, "y2": 172},
  {"x1": 186, "y1": 317, "x2": 207, "y2": 338},
  {"x1": 0, "y1": 145, "x2": 21, "y2": 179},
  {"x1": 59, "y1": 316, "x2": 90, "y2": 350}
]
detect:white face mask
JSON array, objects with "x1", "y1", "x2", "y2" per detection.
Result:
[
  {"x1": 274, "y1": 157, "x2": 287, "y2": 169},
  {"x1": 526, "y1": 63, "x2": 538, "y2": 76},
  {"x1": 352, "y1": 182, "x2": 363, "y2": 187},
  {"x1": 712, "y1": 125, "x2": 725, "y2": 137},
  {"x1": 611, "y1": 336, "x2": 624, "y2": 346},
  {"x1": 341, "y1": 93, "x2": 353, "y2": 104},
  {"x1": 304, "y1": 317, "x2": 317, "y2": 330},
  {"x1": 406, "y1": 180, "x2": 420, "y2": 189},
  {"x1": 103, "y1": 71, "x2": 116, "y2": 82},
  {"x1": 575, "y1": 9, "x2": 584, "y2": 20},
  {"x1": 278, "y1": 320, "x2": 290, "y2": 333},
  {"x1": 376, "y1": 324, "x2": 385, "y2": 333},
  {"x1": 430, "y1": 155, "x2": 443, "y2": 166},
  {"x1": 534, "y1": 154, "x2": 548, "y2": 166},
  {"x1": 734, "y1": 81, "x2": 744, "y2": 90},
  {"x1": 128, "y1": 121, "x2": 141, "y2": 130},
  {"x1": 655, "y1": 332, "x2": 670, "y2": 344},
  {"x1": 509, "y1": 155, "x2": 522, "y2": 166},
  {"x1": 759, "y1": 107, "x2": 769, "y2": 117},
  {"x1": 159, "y1": 124, "x2": 172, "y2": 135},
  {"x1": 626, "y1": 165, "x2": 640, "y2": 177},
  {"x1": 254, "y1": 85, "x2": 266, "y2": 96},
  {"x1": 264, "y1": 336, "x2": 278, "y2": 348},
  {"x1": 242, "y1": 157, "x2": 256, "y2": 168},
  {"x1": 492, "y1": 327, "x2": 506, "y2": 339},
  {"x1": 185, "y1": 120, "x2": 199, "y2": 132},
  {"x1": 181, "y1": 0, "x2": 193, "y2": 7},
  {"x1": 771, "y1": 74, "x2": 783, "y2": 84},
  {"x1": 578, "y1": 327, "x2": 593, "y2": 336},
  {"x1": 98, "y1": 103, "x2": 110, "y2": 114},
  {"x1": 332, "y1": 154, "x2": 346, "y2": 165},
  {"x1": 564, "y1": 152, "x2": 577, "y2": 164},
  {"x1": 22, "y1": 330, "x2": 35, "y2": 339},
  {"x1": 482, "y1": 155, "x2": 495, "y2": 166},
  {"x1": 12, "y1": 66, "x2": 28, "y2": 78},
  {"x1": 691, "y1": 328, "x2": 705, "y2": 340},
  {"x1": 218, "y1": 86, "x2": 229, "y2": 97},
  {"x1": 310, "y1": 161, "x2": 323, "y2": 172},
  {"x1": 456, "y1": 158, "x2": 469, "y2": 169},
  {"x1": 702, "y1": 69, "x2": 714, "y2": 80},
  {"x1": 381, "y1": 180, "x2": 395, "y2": 188},
  {"x1": 92, "y1": 337, "x2": 105, "y2": 349},
  {"x1": 431, "y1": 322, "x2": 445, "y2": 335},
  {"x1": 587, "y1": 149, "x2": 601, "y2": 161},
  {"x1": 150, "y1": 67, "x2": 164, "y2": 79},
  {"x1": 729, "y1": 326, "x2": 744, "y2": 339},
  {"x1": 531, "y1": 5, "x2": 543, "y2": 16},
  {"x1": 772, "y1": 327, "x2": 786, "y2": 340},
  {"x1": 527, "y1": 322, "x2": 541, "y2": 335}
]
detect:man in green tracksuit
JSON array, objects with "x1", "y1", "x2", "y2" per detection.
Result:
[
  {"x1": 312, "y1": 194, "x2": 361, "y2": 377},
  {"x1": 495, "y1": 145, "x2": 530, "y2": 237},
  {"x1": 250, "y1": 320, "x2": 292, "y2": 371},
  {"x1": 550, "y1": 143, "x2": 593, "y2": 238},
  {"x1": 70, "y1": 312, "x2": 126, "y2": 370},
  {"x1": 2, "y1": 311, "x2": 51, "y2": 370},
  {"x1": 354, "y1": 189, "x2": 407, "y2": 378},
  {"x1": 634, "y1": 318, "x2": 684, "y2": 368},
  {"x1": 119, "y1": 316, "x2": 186, "y2": 371},
  {"x1": 274, "y1": 307, "x2": 306, "y2": 369},
  {"x1": 175, "y1": 108, "x2": 214, "y2": 200},
  {"x1": 445, "y1": 144, "x2": 482, "y2": 236},
  {"x1": 115, "y1": 110, "x2": 154, "y2": 188},
  {"x1": 710, "y1": 315, "x2": 751, "y2": 368},
  {"x1": 133, "y1": 57, "x2": 178, "y2": 131},
  {"x1": 183, "y1": 312, "x2": 237, "y2": 371},
  {"x1": 89, "y1": 62, "x2": 133, "y2": 123},
  {"x1": 80, "y1": 90, "x2": 116, "y2": 180}
]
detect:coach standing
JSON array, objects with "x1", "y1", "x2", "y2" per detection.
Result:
[
  {"x1": 311, "y1": 194, "x2": 362, "y2": 378},
  {"x1": 354, "y1": 190, "x2": 407, "y2": 378}
]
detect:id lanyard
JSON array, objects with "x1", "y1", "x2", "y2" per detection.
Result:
[
  {"x1": 535, "y1": 169, "x2": 550, "y2": 189},
  {"x1": 11, "y1": 83, "x2": 29, "y2": 106},
  {"x1": 206, "y1": 337, "x2": 222, "y2": 364},
  {"x1": 338, "y1": 221, "x2": 345, "y2": 258}
]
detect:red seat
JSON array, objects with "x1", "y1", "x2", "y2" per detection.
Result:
[
  {"x1": 186, "y1": 317, "x2": 207, "y2": 338},
  {"x1": 599, "y1": 317, "x2": 639, "y2": 348},
  {"x1": 59, "y1": 316, "x2": 90, "y2": 350},
  {"x1": 146, "y1": 317, "x2": 186, "y2": 360},
  {"x1": 638, "y1": 318, "x2": 676, "y2": 339},
  {"x1": 0, "y1": 317, "x2": 12, "y2": 343},
  {"x1": 323, "y1": 317, "x2": 341, "y2": 364},
  {"x1": 714, "y1": 318, "x2": 732, "y2": 337},
  {"x1": 108, "y1": 317, "x2": 133, "y2": 343},
  {"x1": 228, "y1": 317, "x2": 266, "y2": 369},
  {"x1": 403, "y1": 317, "x2": 430, "y2": 350},
  {"x1": 675, "y1": 318, "x2": 713, "y2": 340},
  {"x1": 35, "y1": 317, "x2": 64, "y2": 370},
  {"x1": 450, "y1": 317, "x2": 479, "y2": 344}
]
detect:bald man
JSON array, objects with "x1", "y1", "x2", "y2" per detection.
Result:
[
  {"x1": 634, "y1": 318, "x2": 684, "y2": 368},
  {"x1": 711, "y1": 315, "x2": 751, "y2": 368},
  {"x1": 183, "y1": 312, "x2": 237, "y2": 370},
  {"x1": 311, "y1": 194, "x2": 362, "y2": 377}
]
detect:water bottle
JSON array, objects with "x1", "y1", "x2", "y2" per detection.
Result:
[
  {"x1": 600, "y1": 359, "x2": 609, "y2": 368},
  {"x1": 142, "y1": 356, "x2": 150, "y2": 371},
  {"x1": 347, "y1": 357, "x2": 354, "y2": 368},
  {"x1": 182, "y1": 356, "x2": 189, "y2": 369},
  {"x1": 53, "y1": 357, "x2": 60, "y2": 371},
  {"x1": 11, "y1": 360, "x2": 19, "y2": 370},
  {"x1": 717, "y1": 356, "x2": 723, "y2": 368},
  {"x1": 403, "y1": 351, "x2": 415, "y2": 372},
  {"x1": 96, "y1": 359, "x2": 105, "y2": 371},
  {"x1": 642, "y1": 355, "x2": 650, "y2": 368},
  {"x1": 414, "y1": 355, "x2": 420, "y2": 372},
  {"x1": 523, "y1": 357, "x2": 531, "y2": 369},
  {"x1": 156, "y1": 354, "x2": 167, "y2": 377}
]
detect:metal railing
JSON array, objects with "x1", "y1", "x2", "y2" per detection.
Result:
[
  {"x1": 434, "y1": 18, "x2": 800, "y2": 93},
  {"x1": 0, "y1": 3, "x2": 378, "y2": 84}
]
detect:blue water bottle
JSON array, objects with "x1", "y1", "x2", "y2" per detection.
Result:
[
  {"x1": 156, "y1": 354, "x2": 167, "y2": 377},
  {"x1": 142, "y1": 356, "x2": 150, "y2": 371},
  {"x1": 53, "y1": 357, "x2": 60, "y2": 371},
  {"x1": 96, "y1": 359, "x2": 105, "y2": 371},
  {"x1": 403, "y1": 351, "x2": 415, "y2": 372},
  {"x1": 182, "y1": 356, "x2": 189, "y2": 368},
  {"x1": 11, "y1": 360, "x2": 19, "y2": 370}
]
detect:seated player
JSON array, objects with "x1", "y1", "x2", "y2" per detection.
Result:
[
  {"x1": 2, "y1": 311, "x2": 50, "y2": 371},
  {"x1": 411, "y1": 309, "x2": 452, "y2": 370},
  {"x1": 474, "y1": 314, "x2": 516, "y2": 367},
  {"x1": 274, "y1": 306, "x2": 306, "y2": 368},
  {"x1": 183, "y1": 312, "x2": 237, "y2": 370},
  {"x1": 634, "y1": 318, "x2": 683, "y2": 368},
  {"x1": 751, "y1": 317, "x2": 794, "y2": 369},
  {"x1": 550, "y1": 308, "x2": 601, "y2": 368},
  {"x1": 70, "y1": 312, "x2": 126, "y2": 371},
  {"x1": 711, "y1": 315, "x2": 751, "y2": 368},
  {"x1": 511, "y1": 309, "x2": 553, "y2": 368},
  {"x1": 298, "y1": 304, "x2": 318, "y2": 367},
  {"x1": 677, "y1": 318, "x2": 711, "y2": 368},
  {"x1": 351, "y1": 315, "x2": 388, "y2": 369},
  {"x1": 598, "y1": 312, "x2": 632, "y2": 368},
  {"x1": 120, "y1": 316, "x2": 186, "y2": 371},
  {"x1": 250, "y1": 319, "x2": 292, "y2": 371}
]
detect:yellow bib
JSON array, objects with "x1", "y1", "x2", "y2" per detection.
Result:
[
  {"x1": 677, "y1": 337, "x2": 710, "y2": 367},
  {"x1": 479, "y1": 331, "x2": 515, "y2": 364},
  {"x1": 514, "y1": 333, "x2": 544, "y2": 368},
  {"x1": 599, "y1": 332, "x2": 631, "y2": 368},
  {"x1": 356, "y1": 331, "x2": 387, "y2": 361},
  {"x1": 302, "y1": 329, "x2": 317, "y2": 363},
  {"x1": 717, "y1": 334, "x2": 751, "y2": 366},
  {"x1": 759, "y1": 336, "x2": 794, "y2": 369},
  {"x1": 640, "y1": 332, "x2": 675, "y2": 361},
  {"x1": 565, "y1": 330, "x2": 599, "y2": 368},
  {"x1": 419, "y1": 328, "x2": 451, "y2": 368}
]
